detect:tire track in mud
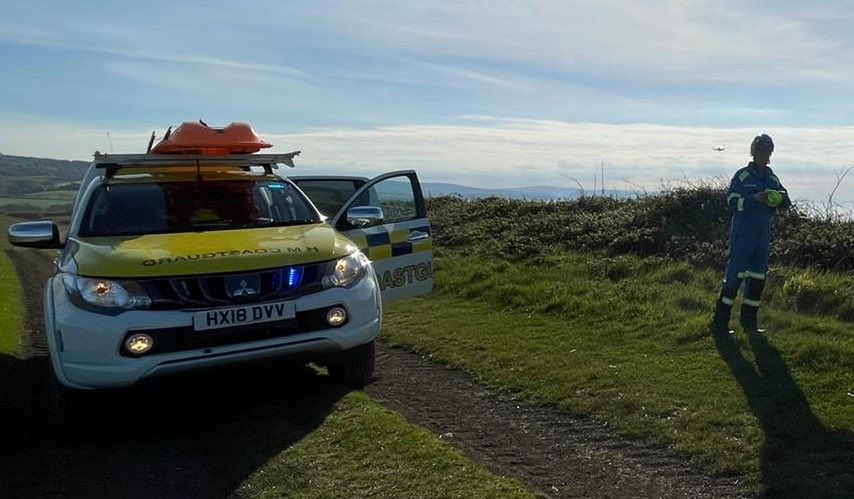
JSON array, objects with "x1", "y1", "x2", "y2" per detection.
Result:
[
  {"x1": 367, "y1": 345, "x2": 750, "y2": 498},
  {"x1": 5, "y1": 247, "x2": 751, "y2": 498}
]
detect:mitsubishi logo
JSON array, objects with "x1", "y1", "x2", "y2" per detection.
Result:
[
  {"x1": 234, "y1": 279, "x2": 256, "y2": 296},
  {"x1": 225, "y1": 274, "x2": 261, "y2": 299}
]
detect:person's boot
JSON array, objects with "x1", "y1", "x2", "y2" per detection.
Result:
[
  {"x1": 710, "y1": 285, "x2": 738, "y2": 335},
  {"x1": 710, "y1": 300, "x2": 732, "y2": 335},
  {"x1": 740, "y1": 304, "x2": 761, "y2": 333},
  {"x1": 741, "y1": 277, "x2": 765, "y2": 333}
]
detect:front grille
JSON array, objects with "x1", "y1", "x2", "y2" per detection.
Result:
[
  {"x1": 120, "y1": 305, "x2": 345, "y2": 357},
  {"x1": 140, "y1": 262, "x2": 331, "y2": 309}
]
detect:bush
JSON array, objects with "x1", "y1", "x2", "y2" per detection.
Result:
[{"x1": 426, "y1": 186, "x2": 854, "y2": 273}]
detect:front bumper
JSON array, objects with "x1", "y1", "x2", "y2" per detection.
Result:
[{"x1": 45, "y1": 273, "x2": 381, "y2": 389}]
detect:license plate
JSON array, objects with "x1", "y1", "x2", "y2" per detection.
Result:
[{"x1": 193, "y1": 300, "x2": 296, "y2": 331}]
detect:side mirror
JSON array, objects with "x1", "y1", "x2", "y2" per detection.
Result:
[
  {"x1": 8, "y1": 221, "x2": 62, "y2": 249},
  {"x1": 346, "y1": 206, "x2": 384, "y2": 228}
]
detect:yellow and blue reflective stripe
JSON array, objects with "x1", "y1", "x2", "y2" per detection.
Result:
[
  {"x1": 347, "y1": 225, "x2": 432, "y2": 261},
  {"x1": 366, "y1": 232, "x2": 393, "y2": 260},
  {"x1": 728, "y1": 192, "x2": 744, "y2": 212},
  {"x1": 737, "y1": 270, "x2": 766, "y2": 280}
]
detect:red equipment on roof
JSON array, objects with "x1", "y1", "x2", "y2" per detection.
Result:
[{"x1": 151, "y1": 121, "x2": 272, "y2": 155}]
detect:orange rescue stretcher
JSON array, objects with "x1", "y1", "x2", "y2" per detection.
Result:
[{"x1": 151, "y1": 121, "x2": 272, "y2": 155}]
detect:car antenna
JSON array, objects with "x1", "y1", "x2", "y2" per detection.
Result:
[{"x1": 146, "y1": 131, "x2": 156, "y2": 153}]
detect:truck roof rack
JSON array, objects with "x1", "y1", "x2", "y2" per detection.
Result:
[{"x1": 93, "y1": 151, "x2": 301, "y2": 178}]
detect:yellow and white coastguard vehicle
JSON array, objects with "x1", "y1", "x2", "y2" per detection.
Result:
[{"x1": 8, "y1": 125, "x2": 432, "y2": 389}]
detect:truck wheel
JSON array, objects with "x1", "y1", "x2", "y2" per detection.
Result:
[{"x1": 328, "y1": 341, "x2": 375, "y2": 387}]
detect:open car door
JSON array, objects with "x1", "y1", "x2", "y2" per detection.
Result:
[{"x1": 326, "y1": 170, "x2": 433, "y2": 304}]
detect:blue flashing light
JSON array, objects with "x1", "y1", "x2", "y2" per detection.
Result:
[
  {"x1": 287, "y1": 266, "x2": 303, "y2": 288},
  {"x1": 267, "y1": 183, "x2": 286, "y2": 190}
]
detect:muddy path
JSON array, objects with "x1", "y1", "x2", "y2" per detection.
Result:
[{"x1": 2, "y1": 248, "x2": 749, "y2": 498}]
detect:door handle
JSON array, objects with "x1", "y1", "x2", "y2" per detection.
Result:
[{"x1": 407, "y1": 231, "x2": 430, "y2": 242}]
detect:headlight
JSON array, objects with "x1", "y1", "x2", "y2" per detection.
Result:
[
  {"x1": 322, "y1": 251, "x2": 370, "y2": 289},
  {"x1": 61, "y1": 273, "x2": 152, "y2": 312}
]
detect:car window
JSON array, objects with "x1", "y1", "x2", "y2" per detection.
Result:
[
  {"x1": 293, "y1": 179, "x2": 371, "y2": 217},
  {"x1": 373, "y1": 178, "x2": 418, "y2": 222},
  {"x1": 79, "y1": 180, "x2": 319, "y2": 237}
]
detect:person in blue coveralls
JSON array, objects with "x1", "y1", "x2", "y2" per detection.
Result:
[{"x1": 710, "y1": 134, "x2": 790, "y2": 334}]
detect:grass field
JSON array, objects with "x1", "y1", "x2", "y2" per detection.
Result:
[
  {"x1": 20, "y1": 190, "x2": 77, "y2": 201},
  {"x1": 382, "y1": 250, "x2": 854, "y2": 496},
  {"x1": 235, "y1": 391, "x2": 534, "y2": 499},
  {"x1": 0, "y1": 196, "x2": 72, "y2": 213},
  {"x1": 0, "y1": 216, "x2": 23, "y2": 355}
]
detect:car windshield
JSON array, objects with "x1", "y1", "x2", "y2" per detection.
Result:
[{"x1": 79, "y1": 180, "x2": 320, "y2": 237}]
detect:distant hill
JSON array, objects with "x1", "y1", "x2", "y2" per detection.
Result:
[
  {"x1": 0, "y1": 153, "x2": 89, "y2": 181},
  {"x1": 0, "y1": 153, "x2": 89, "y2": 198},
  {"x1": 0, "y1": 152, "x2": 626, "y2": 201},
  {"x1": 420, "y1": 182, "x2": 581, "y2": 200},
  {"x1": 420, "y1": 182, "x2": 632, "y2": 200}
]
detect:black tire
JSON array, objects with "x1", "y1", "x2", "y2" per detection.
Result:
[{"x1": 328, "y1": 341, "x2": 375, "y2": 387}]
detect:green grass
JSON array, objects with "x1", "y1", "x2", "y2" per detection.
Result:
[
  {"x1": 382, "y1": 250, "x2": 854, "y2": 496},
  {"x1": 0, "y1": 196, "x2": 69, "y2": 207},
  {"x1": 0, "y1": 215, "x2": 23, "y2": 355},
  {"x1": 22, "y1": 190, "x2": 77, "y2": 200},
  {"x1": 234, "y1": 391, "x2": 535, "y2": 499},
  {"x1": 0, "y1": 196, "x2": 72, "y2": 216}
]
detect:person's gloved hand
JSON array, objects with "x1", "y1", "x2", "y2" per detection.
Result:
[{"x1": 765, "y1": 188, "x2": 783, "y2": 207}]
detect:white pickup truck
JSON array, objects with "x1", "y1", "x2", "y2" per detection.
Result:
[{"x1": 8, "y1": 151, "x2": 433, "y2": 389}]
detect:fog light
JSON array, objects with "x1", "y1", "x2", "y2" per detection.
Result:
[
  {"x1": 326, "y1": 307, "x2": 347, "y2": 327},
  {"x1": 126, "y1": 334, "x2": 154, "y2": 355}
]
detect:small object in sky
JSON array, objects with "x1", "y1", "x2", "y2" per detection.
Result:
[{"x1": 713, "y1": 146, "x2": 726, "y2": 152}]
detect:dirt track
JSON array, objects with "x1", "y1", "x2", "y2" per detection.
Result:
[{"x1": 2, "y1": 248, "x2": 749, "y2": 498}]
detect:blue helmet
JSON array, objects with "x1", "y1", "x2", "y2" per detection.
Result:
[{"x1": 750, "y1": 134, "x2": 774, "y2": 156}]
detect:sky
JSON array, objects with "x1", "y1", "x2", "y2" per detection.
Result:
[{"x1": 1, "y1": 0, "x2": 853, "y2": 206}]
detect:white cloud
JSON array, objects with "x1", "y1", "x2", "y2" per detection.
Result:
[
  {"x1": 4, "y1": 116, "x2": 850, "y2": 203},
  {"x1": 0, "y1": 117, "x2": 154, "y2": 157},
  {"x1": 3, "y1": 0, "x2": 854, "y2": 132},
  {"x1": 284, "y1": 0, "x2": 854, "y2": 84},
  {"x1": 263, "y1": 119, "x2": 854, "y2": 204},
  {"x1": 102, "y1": 60, "x2": 300, "y2": 95},
  {"x1": 2, "y1": 1, "x2": 854, "y2": 205},
  {"x1": 4, "y1": 1, "x2": 854, "y2": 87},
  {"x1": 0, "y1": 23, "x2": 308, "y2": 80}
]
